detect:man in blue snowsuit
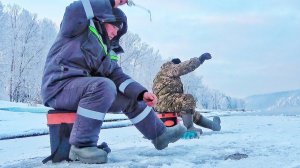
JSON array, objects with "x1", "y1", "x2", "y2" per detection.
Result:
[{"x1": 41, "y1": 0, "x2": 186, "y2": 164}]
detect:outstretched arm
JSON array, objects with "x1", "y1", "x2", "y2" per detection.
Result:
[{"x1": 164, "y1": 53, "x2": 212, "y2": 77}]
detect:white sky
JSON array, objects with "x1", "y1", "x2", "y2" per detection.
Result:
[{"x1": 1, "y1": 0, "x2": 300, "y2": 98}]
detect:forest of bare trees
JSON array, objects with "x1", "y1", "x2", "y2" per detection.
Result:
[
  {"x1": 0, "y1": 3, "x2": 57, "y2": 103},
  {"x1": 0, "y1": 2, "x2": 244, "y2": 110}
]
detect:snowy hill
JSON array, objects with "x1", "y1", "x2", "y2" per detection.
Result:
[{"x1": 245, "y1": 89, "x2": 300, "y2": 113}]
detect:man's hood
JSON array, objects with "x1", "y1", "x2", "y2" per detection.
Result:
[
  {"x1": 60, "y1": 0, "x2": 116, "y2": 38},
  {"x1": 110, "y1": 8, "x2": 128, "y2": 54}
]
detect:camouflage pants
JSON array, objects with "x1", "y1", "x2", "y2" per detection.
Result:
[{"x1": 155, "y1": 93, "x2": 196, "y2": 115}]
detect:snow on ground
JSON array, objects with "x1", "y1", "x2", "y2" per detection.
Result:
[
  {"x1": 0, "y1": 109, "x2": 132, "y2": 140},
  {"x1": 0, "y1": 101, "x2": 300, "y2": 168},
  {"x1": 0, "y1": 101, "x2": 131, "y2": 140},
  {"x1": 0, "y1": 100, "x2": 237, "y2": 140}
]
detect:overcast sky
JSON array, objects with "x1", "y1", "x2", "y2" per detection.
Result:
[{"x1": 1, "y1": 0, "x2": 299, "y2": 98}]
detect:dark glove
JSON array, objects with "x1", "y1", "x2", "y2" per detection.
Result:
[{"x1": 199, "y1": 53, "x2": 212, "y2": 64}]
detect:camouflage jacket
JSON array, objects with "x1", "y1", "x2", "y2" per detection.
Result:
[{"x1": 152, "y1": 57, "x2": 202, "y2": 98}]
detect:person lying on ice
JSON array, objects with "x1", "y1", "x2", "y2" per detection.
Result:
[
  {"x1": 41, "y1": 0, "x2": 186, "y2": 164},
  {"x1": 152, "y1": 53, "x2": 221, "y2": 138}
]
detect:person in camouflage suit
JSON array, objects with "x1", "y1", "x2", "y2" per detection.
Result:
[{"x1": 153, "y1": 53, "x2": 221, "y2": 135}]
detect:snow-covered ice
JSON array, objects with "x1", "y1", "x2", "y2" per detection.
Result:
[{"x1": 0, "y1": 101, "x2": 300, "y2": 168}]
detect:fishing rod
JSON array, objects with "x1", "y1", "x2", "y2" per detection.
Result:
[{"x1": 127, "y1": 0, "x2": 152, "y2": 21}]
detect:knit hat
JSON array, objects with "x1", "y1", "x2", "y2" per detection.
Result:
[{"x1": 171, "y1": 58, "x2": 181, "y2": 64}]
